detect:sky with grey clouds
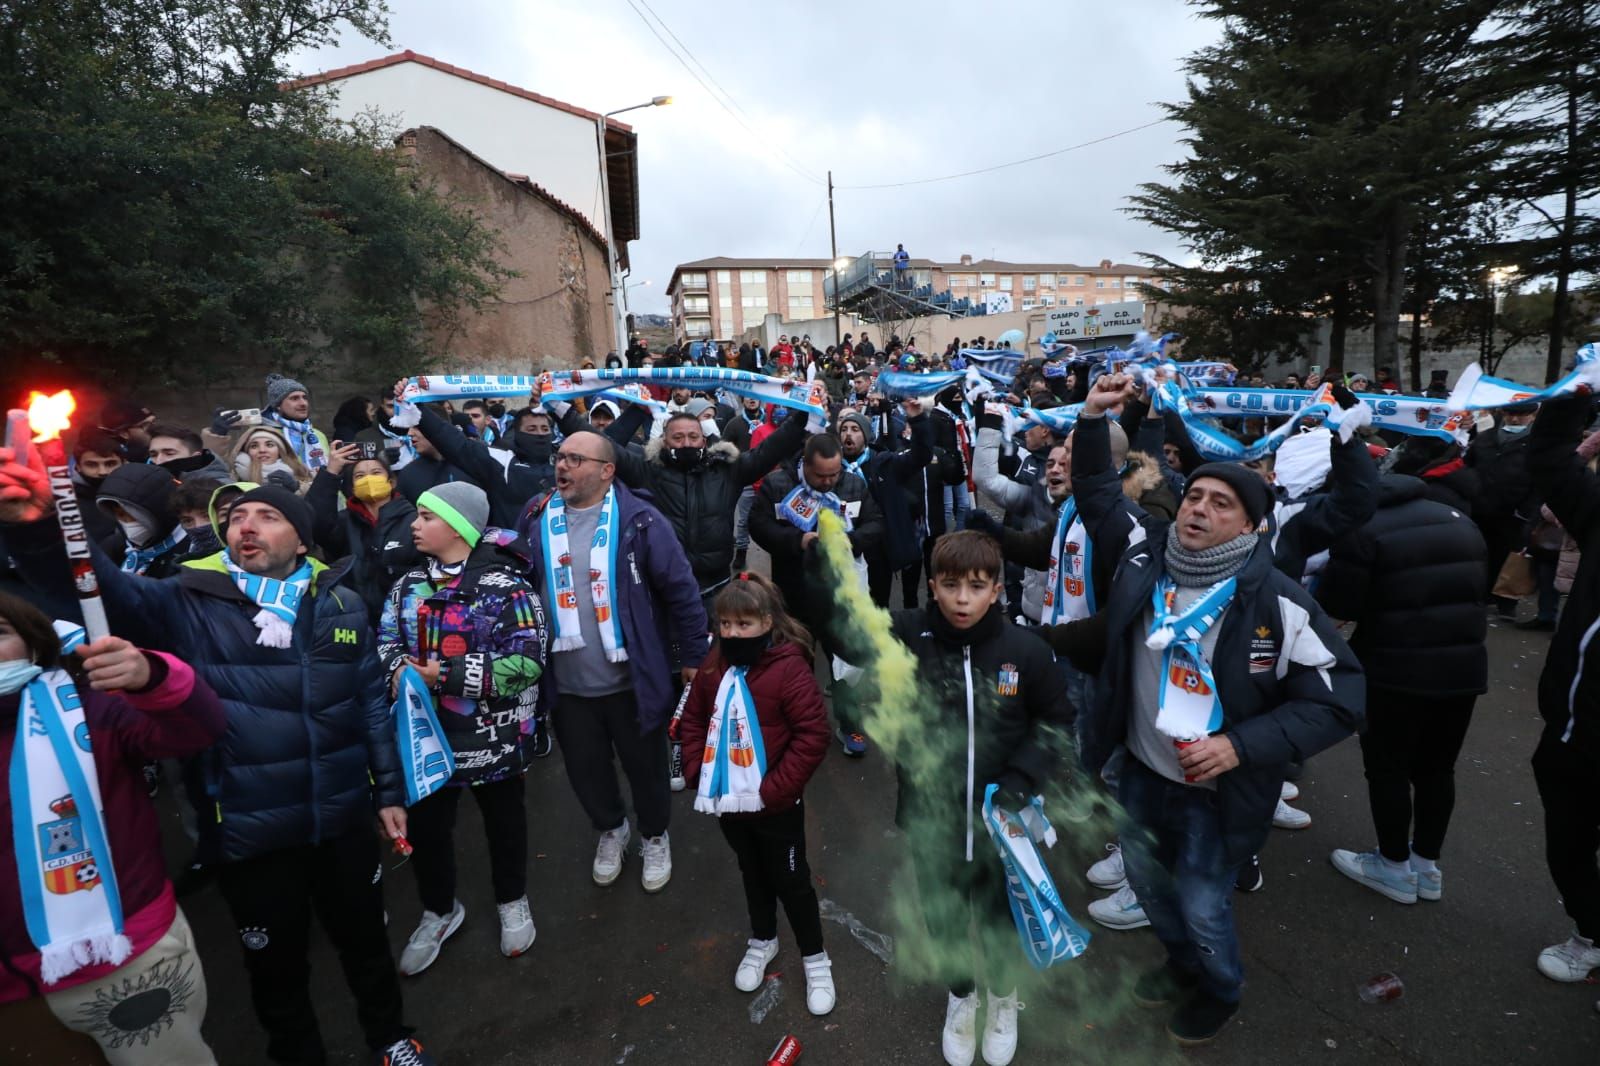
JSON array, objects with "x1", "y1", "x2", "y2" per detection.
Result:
[{"x1": 293, "y1": 0, "x2": 1219, "y2": 315}]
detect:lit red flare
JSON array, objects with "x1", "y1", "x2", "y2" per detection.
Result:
[{"x1": 26, "y1": 390, "x2": 76, "y2": 443}]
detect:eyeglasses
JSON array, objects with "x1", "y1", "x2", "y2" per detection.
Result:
[{"x1": 553, "y1": 451, "x2": 608, "y2": 468}]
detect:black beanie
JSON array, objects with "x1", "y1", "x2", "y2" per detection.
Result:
[
  {"x1": 1184, "y1": 463, "x2": 1274, "y2": 527},
  {"x1": 230, "y1": 486, "x2": 316, "y2": 550}
]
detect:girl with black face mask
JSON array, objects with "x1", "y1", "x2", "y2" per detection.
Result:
[{"x1": 676, "y1": 573, "x2": 837, "y2": 1018}]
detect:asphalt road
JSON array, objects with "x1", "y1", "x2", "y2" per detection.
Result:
[{"x1": 14, "y1": 563, "x2": 1600, "y2": 1065}]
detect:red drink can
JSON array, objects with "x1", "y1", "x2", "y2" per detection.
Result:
[
  {"x1": 1357, "y1": 971, "x2": 1404, "y2": 1004},
  {"x1": 766, "y1": 1034, "x2": 802, "y2": 1065},
  {"x1": 1173, "y1": 737, "x2": 1201, "y2": 783}
]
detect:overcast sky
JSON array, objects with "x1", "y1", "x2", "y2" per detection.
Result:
[{"x1": 293, "y1": 0, "x2": 1218, "y2": 315}]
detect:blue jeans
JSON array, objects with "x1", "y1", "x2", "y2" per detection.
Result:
[
  {"x1": 734, "y1": 485, "x2": 756, "y2": 551},
  {"x1": 1117, "y1": 757, "x2": 1244, "y2": 1003},
  {"x1": 943, "y1": 481, "x2": 972, "y2": 533}
]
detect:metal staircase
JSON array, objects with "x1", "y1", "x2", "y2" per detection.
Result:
[{"x1": 824, "y1": 251, "x2": 990, "y2": 324}]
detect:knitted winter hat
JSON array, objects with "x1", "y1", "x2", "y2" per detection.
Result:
[
  {"x1": 230, "y1": 486, "x2": 316, "y2": 550},
  {"x1": 840, "y1": 412, "x2": 874, "y2": 441},
  {"x1": 264, "y1": 373, "x2": 309, "y2": 410},
  {"x1": 1184, "y1": 463, "x2": 1274, "y2": 526},
  {"x1": 418, "y1": 482, "x2": 490, "y2": 548}
]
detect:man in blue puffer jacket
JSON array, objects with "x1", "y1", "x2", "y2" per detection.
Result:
[{"x1": 0, "y1": 473, "x2": 439, "y2": 1066}]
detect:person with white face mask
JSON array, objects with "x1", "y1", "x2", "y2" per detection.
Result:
[
  {"x1": 0, "y1": 589, "x2": 225, "y2": 1063},
  {"x1": 94, "y1": 464, "x2": 189, "y2": 579}
]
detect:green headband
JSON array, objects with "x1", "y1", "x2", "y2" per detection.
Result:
[{"x1": 417, "y1": 490, "x2": 482, "y2": 548}]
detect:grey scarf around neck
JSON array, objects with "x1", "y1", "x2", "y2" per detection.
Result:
[{"x1": 1164, "y1": 526, "x2": 1259, "y2": 587}]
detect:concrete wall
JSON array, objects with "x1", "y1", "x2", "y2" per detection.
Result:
[{"x1": 309, "y1": 62, "x2": 606, "y2": 235}]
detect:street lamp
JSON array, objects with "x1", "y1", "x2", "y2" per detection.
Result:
[
  {"x1": 1485, "y1": 265, "x2": 1520, "y2": 367},
  {"x1": 596, "y1": 96, "x2": 671, "y2": 360}
]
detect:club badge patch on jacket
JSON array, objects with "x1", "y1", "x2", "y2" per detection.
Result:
[
  {"x1": 997, "y1": 664, "x2": 1019, "y2": 697},
  {"x1": 1249, "y1": 625, "x2": 1278, "y2": 674}
]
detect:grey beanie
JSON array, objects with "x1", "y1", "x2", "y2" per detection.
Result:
[
  {"x1": 264, "y1": 373, "x2": 309, "y2": 410},
  {"x1": 840, "y1": 411, "x2": 874, "y2": 441},
  {"x1": 417, "y1": 481, "x2": 491, "y2": 547}
]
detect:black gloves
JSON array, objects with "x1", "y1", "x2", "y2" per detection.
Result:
[
  {"x1": 264, "y1": 468, "x2": 299, "y2": 492},
  {"x1": 964, "y1": 509, "x2": 1005, "y2": 539},
  {"x1": 989, "y1": 772, "x2": 1033, "y2": 810},
  {"x1": 1331, "y1": 384, "x2": 1359, "y2": 411},
  {"x1": 210, "y1": 407, "x2": 243, "y2": 437}
]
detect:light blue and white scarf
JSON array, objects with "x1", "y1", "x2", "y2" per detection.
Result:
[
  {"x1": 694, "y1": 666, "x2": 767, "y2": 814},
  {"x1": 1042, "y1": 498, "x2": 1093, "y2": 625},
  {"x1": 982, "y1": 785, "x2": 1091, "y2": 971},
  {"x1": 841, "y1": 447, "x2": 872, "y2": 478},
  {"x1": 392, "y1": 664, "x2": 455, "y2": 806},
  {"x1": 10, "y1": 622, "x2": 131, "y2": 984},
  {"x1": 225, "y1": 554, "x2": 313, "y2": 649},
  {"x1": 540, "y1": 486, "x2": 626, "y2": 662},
  {"x1": 121, "y1": 525, "x2": 187, "y2": 575},
  {"x1": 262, "y1": 409, "x2": 327, "y2": 471},
  {"x1": 1145, "y1": 575, "x2": 1238, "y2": 741},
  {"x1": 778, "y1": 461, "x2": 850, "y2": 533},
  {"x1": 1447, "y1": 342, "x2": 1600, "y2": 410}
]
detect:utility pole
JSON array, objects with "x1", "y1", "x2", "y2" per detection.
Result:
[{"x1": 828, "y1": 169, "x2": 841, "y2": 348}]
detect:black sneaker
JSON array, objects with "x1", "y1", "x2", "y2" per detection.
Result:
[
  {"x1": 1132, "y1": 962, "x2": 1201, "y2": 1008},
  {"x1": 377, "y1": 1036, "x2": 437, "y2": 1066},
  {"x1": 1235, "y1": 855, "x2": 1264, "y2": 893},
  {"x1": 732, "y1": 549, "x2": 747, "y2": 571},
  {"x1": 1167, "y1": 989, "x2": 1239, "y2": 1047},
  {"x1": 531, "y1": 716, "x2": 553, "y2": 758}
]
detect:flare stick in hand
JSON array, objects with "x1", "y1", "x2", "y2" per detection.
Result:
[{"x1": 25, "y1": 390, "x2": 110, "y2": 641}]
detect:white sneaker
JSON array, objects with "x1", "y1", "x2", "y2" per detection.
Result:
[
  {"x1": 1280, "y1": 780, "x2": 1300, "y2": 802},
  {"x1": 1272, "y1": 798, "x2": 1312, "y2": 829},
  {"x1": 942, "y1": 990, "x2": 979, "y2": 1066},
  {"x1": 981, "y1": 989, "x2": 1021, "y2": 1065},
  {"x1": 803, "y1": 952, "x2": 836, "y2": 1016},
  {"x1": 496, "y1": 895, "x2": 535, "y2": 957},
  {"x1": 1538, "y1": 933, "x2": 1600, "y2": 982},
  {"x1": 1087, "y1": 883, "x2": 1150, "y2": 930},
  {"x1": 1413, "y1": 864, "x2": 1442, "y2": 902},
  {"x1": 398, "y1": 900, "x2": 465, "y2": 976},
  {"x1": 641, "y1": 831, "x2": 672, "y2": 893},
  {"x1": 734, "y1": 937, "x2": 779, "y2": 992},
  {"x1": 1086, "y1": 843, "x2": 1126, "y2": 889},
  {"x1": 593, "y1": 822, "x2": 631, "y2": 886}
]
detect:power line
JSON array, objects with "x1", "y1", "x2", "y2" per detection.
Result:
[
  {"x1": 835, "y1": 118, "x2": 1172, "y2": 190},
  {"x1": 792, "y1": 194, "x2": 827, "y2": 255},
  {"x1": 620, "y1": 0, "x2": 825, "y2": 187}
]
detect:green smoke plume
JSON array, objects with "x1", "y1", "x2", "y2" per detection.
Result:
[{"x1": 813, "y1": 512, "x2": 1182, "y2": 1063}]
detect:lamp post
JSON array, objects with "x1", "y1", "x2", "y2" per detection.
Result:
[
  {"x1": 1485, "y1": 265, "x2": 1519, "y2": 370},
  {"x1": 596, "y1": 96, "x2": 671, "y2": 361}
]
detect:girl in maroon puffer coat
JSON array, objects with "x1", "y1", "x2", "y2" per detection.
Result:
[{"x1": 679, "y1": 573, "x2": 833, "y2": 1017}]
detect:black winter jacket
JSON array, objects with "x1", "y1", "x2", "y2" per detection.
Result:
[
  {"x1": 751, "y1": 463, "x2": 885, "y2": 632},
  {"x1": 612, "y1": 410, "x2": 809, "y2": 590},
  {"x1": 396, "y1": 453, "x2": 470, "y2": 505},
  {"x1": 1528, "y1": 396, "x2": 1600, "y2": 756},
  {"x1": 1265, "y1": 431, "x2": 1379, "y2": 582},
  {"x1": 1316, "y1": 475, "x2": 1487, "y2": 696},
  {"x1": 1468, "y1": 425, "x2": 1536, "y2": 521},
  {"x1": 414, "y1": 406, "x2": 553, "y2": 526},
  {"x1": 1048, "y1": 416, "x2": 1366, "y2": 867},
  {"x1": 95, "y1": 463, "x2": 191, "y2": 579},
  {"x1": 1, "y1": 518, "x2": 404, "y2": 863},
  {"x1": 854, "y1": 413, "x2": 935, "y2": 572},
  {"x1": 305, "y1": 468, "x2": 422, "y2": 623},
  {"x1": 880, "y1": 605, "x2": 1069, "y2": 856}
]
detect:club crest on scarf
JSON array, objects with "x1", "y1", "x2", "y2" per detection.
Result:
[{"x1": 39, "y1": 795, "x2": 101, "y2": 895}]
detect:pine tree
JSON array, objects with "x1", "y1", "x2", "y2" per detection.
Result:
[{"x1": 1130, "y1": 1, "x2": 1506, "y2": 372}]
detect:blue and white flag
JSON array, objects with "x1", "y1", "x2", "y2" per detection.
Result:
[
  {"x1": 392, "y1": 665, "x2": 455, "y2": 806},
  {"x1": 982, "y1": 785, "x2": 1091, "y2": 971}
]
